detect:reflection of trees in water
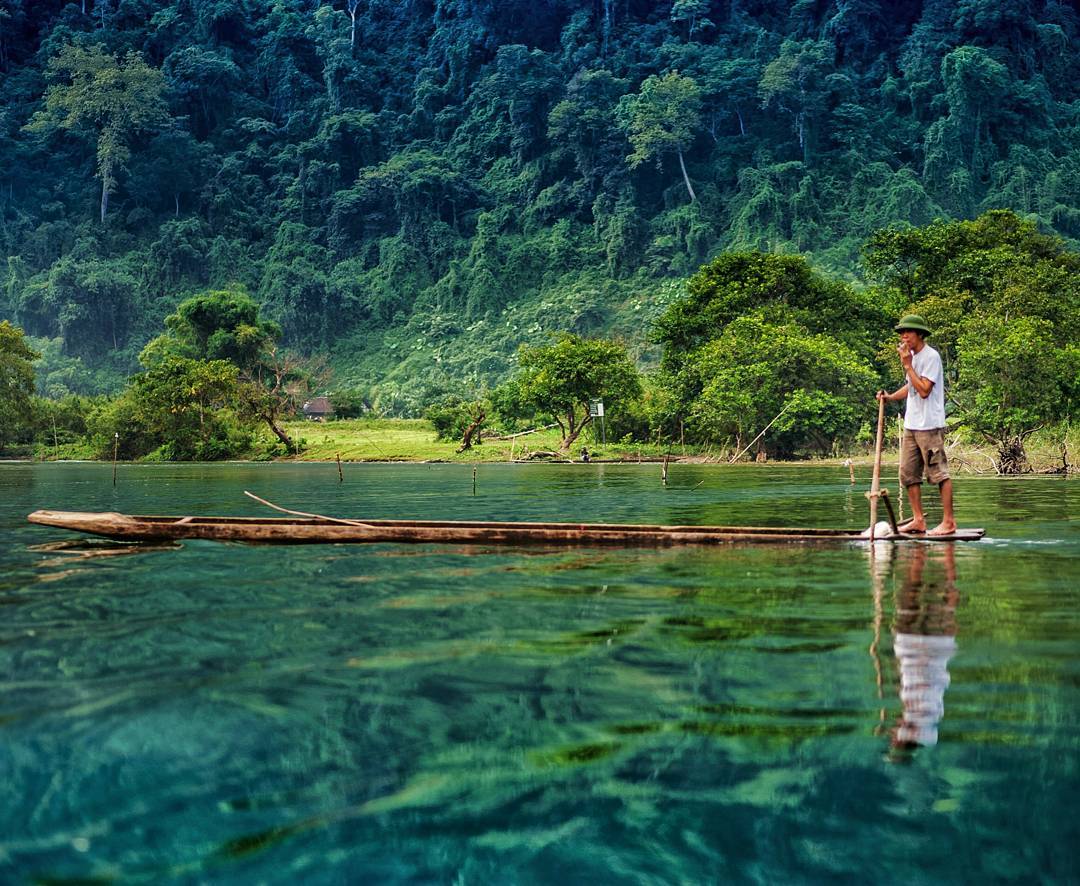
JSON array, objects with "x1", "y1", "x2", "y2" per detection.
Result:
[{"x1": 869, "y1": 544, "x2": 959, "y2": 760}]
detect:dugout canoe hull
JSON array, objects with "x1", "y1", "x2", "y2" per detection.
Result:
[{"x1": 27, "y1": 510, "x2": 987, "y2": 546}]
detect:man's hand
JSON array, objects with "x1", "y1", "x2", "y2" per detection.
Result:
[
  {"x1": 876, "y1": 389, "x2": 888, "y2": 402},
  {"x1": 897, "y1": 341, "x2": 913, "y2": 369}
]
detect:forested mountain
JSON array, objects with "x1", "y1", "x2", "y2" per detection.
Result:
[{"x1": 2, "y1": 0, "x2": 1079, "y2": 410}]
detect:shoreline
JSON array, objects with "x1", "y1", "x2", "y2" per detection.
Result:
[{"x1": 4, "y1": 454, "x2": 1073, "y2": 475}]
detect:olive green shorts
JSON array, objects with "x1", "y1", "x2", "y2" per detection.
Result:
[{"x1": 901, "y1": 428, "x2": 950, "y2": 487}]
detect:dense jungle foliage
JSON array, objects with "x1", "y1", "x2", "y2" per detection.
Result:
[
  {"x1": 2, "y1": 212, "x2": 1077, "y2": 467},
  {"x1": 3, "y1": 0, "x2": 1080, "y2": 413}
]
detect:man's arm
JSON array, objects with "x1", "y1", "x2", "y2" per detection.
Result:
[
  {"x1": 899, "y1": 343, "x2": 934, "y2": 398},
  {"x1": 877, "y1": 384, "x2": 908, "y2": 402}
]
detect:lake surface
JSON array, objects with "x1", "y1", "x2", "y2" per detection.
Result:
[{"x1": 1, "y1": 462, "x2": 1078, "y2": 884}]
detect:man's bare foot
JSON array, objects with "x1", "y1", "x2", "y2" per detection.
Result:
[
  {"x1": 898, "y1": 518, "x2": 926, "y2": 533},
  {"x1": 927, "y1": 522, "x2": 957, "y2": 537}
]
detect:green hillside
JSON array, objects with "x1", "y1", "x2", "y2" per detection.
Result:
[{"x1": 3, "y1": 0, "x2": 1080, "y2": 408}]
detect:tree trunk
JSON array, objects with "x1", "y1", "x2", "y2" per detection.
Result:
[
  {"x1": 100, "y1": 180, "x2": 109, "y2": 224},
  {"x1": 677, "y1": 149, "x2": 696, "y2": 203},
  {"x1": 264, "y1": 415, "x2": 295, "y2": 453},
  {"x1": 560, "y1": 410, "x2": 591, "y2": 451},
  {"x1": 997, "y1": 435, "x2": 1029, "y2": 474},
  {"x1": 457, "y1": 411, "x2": 485, "y2": 452},
  {"x1": 602, "y1": 0, "x2": 613, "y2": 56}
]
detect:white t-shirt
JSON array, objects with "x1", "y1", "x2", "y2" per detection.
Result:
[
  {"x1": 904, "y1": 344, "x2": 946, "y2": 430},
  {"x1": 893, "y1": 632, "x2": 957, "y2": 746}
]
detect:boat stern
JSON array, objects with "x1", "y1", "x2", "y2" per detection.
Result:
[{"x1": 27, "y1": 510, "x2": 137, "y2": 538}]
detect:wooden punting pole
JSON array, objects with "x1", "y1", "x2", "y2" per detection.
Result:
[{"x1": 867, "y1": 396, "x2": 886, "y2": 540}]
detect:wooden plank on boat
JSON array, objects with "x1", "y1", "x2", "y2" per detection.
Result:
[{"x1": 27, "y1": 510, "x2": 987, "y2": 547}]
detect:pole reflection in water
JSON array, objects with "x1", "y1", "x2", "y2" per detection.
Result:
[{"x1": 869, "y1": 543, "x2": 960, "y2": 761}]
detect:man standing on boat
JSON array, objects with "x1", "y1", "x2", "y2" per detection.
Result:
[{"x1": 876, "y1": 315, "x2": 956, "y2": 536}]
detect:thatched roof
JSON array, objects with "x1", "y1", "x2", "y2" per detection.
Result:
[{"x1": 302, "y1": 396, "x2": 334, "y2": 416}]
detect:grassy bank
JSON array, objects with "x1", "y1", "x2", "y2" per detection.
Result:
[
  {"x1": 281, "y1": 418, "x2": 683, "y2": 463},
  {"x1": 281, "y1": 417, "x2": 1077, "y2": 473},
  {"x1": 16, "y1": 418, "x2": 1074, "y2": 474}
]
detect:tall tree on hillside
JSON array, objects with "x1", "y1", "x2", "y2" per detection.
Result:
[
  {"x1": 670, "y1": 0, "x2": 713, "y2": 43},
  {"x1": 617, "y1": 71, "x2": 702, "y2": 203},
  {"x1": 758, "y1": 39, "x2": 830, "y2": 165},
  {"x1": 25, "y1": 45, "x2": 170, "y2": 223}
]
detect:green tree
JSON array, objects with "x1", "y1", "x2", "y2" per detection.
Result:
[
  {"x1": 147, "y1": 289, "x2": 307, "y2": 452},
  {"x1": 617, "y1": 71, "x2": 702, "y2": 202},
  {"x1": 329, "y1": 388, "x2": 370, "y2": 418},
  {"x1": 654, "y1": 251, "x2": 883, "y2": 369},
  {"x1": 0, "y1": 320, "x2": 39, "y2": 451},
  {"x1": 126, "y1": 355, "x2": 246, "y2": 460},
  {"x1": 758, "y1": 40, "x2": 830, "y2": 165},
  {"x1": 956, "y1": 316, "x2": 1078, "y2": 472},
  {"x1": 670, "y1": 0, "x2": 714, "y2": 43},
  {"x1": 25, "y1": 44, "x2": 170, "y2": 223},
  {"x1": 506, "y1": 334, "x2": 642, "y2": 450},
  {"x1": 164, "y1": 288, "x2": 282, "y2": 368},
  {"x1": 424, "y1": 393, "x2": 488, "y2": 451},
  {"x1": 862, "y1": 210, "x2": 1080, "y2": 471},
  {"x1": 680, "y1": 314, "x2": 878, "y2": 457}
]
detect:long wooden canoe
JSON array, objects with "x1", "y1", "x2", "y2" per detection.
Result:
[{"x1": 27, "y1": 510, "x2": 987, "y2": 546}]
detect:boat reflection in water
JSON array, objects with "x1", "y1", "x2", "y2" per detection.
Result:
[{"x1": 870, "y1": 543, "x2": 959, "y2": 762}]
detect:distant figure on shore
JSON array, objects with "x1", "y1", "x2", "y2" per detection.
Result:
[
  {"x1": 877, "y1": 314, "x2": 956, "y2": 536},
  {"x1": 580, "y1": 447, "x2": 590, "y2": 463}
]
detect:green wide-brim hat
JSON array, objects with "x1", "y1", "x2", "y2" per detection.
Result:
[{"x1": 894, "y1": 314, "x2": 932, "y2": 336}]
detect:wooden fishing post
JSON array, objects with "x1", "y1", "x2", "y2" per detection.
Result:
[
  {"x1": 336, "y1": 452, "x2": 344, "y2": 483},
  {"x1": 865, "y1": 396, "x2": 886, "y2": 540},
  {"x1": 472, "y1": 464, "x2": 477, "y2": 496},
  {"x1": 661, "y1": 452, "x2": 669, "y2": 486},
  {"x1": 845, "y1": 458, "x2": 855, "y2": 484},
  {"x1": 112, "y1": 432, "x2": 118, "y2": 487}
]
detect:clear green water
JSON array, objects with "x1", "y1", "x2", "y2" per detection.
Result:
[{"x1": 1, "y1": 463, "x2": 1078, "y2": 884}]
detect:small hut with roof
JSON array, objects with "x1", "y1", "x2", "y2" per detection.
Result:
[{"x1": 301, "y1": 396, "x2": 334, "y2": 421}]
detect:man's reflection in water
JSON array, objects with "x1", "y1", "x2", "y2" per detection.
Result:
[{"x1": 887, "y1": 544, "x2": 959, "y2": 760}]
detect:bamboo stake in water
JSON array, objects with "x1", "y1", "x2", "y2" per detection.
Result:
[
  {"x1": 661, "y1": 453, "x2": 669, "y2": 486},
  {"x1": 472, "y1": 465, "x2": 477, "y2": 496},
  {"x1": 112, "y1": 432, "x2": 119, "y2": 487},
  {"x1": 867, "y1": 397, "x2": 886, "y2": 540},
  {"x1": 336, "y1": 452, "x2": 344, "y2": 483}
]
